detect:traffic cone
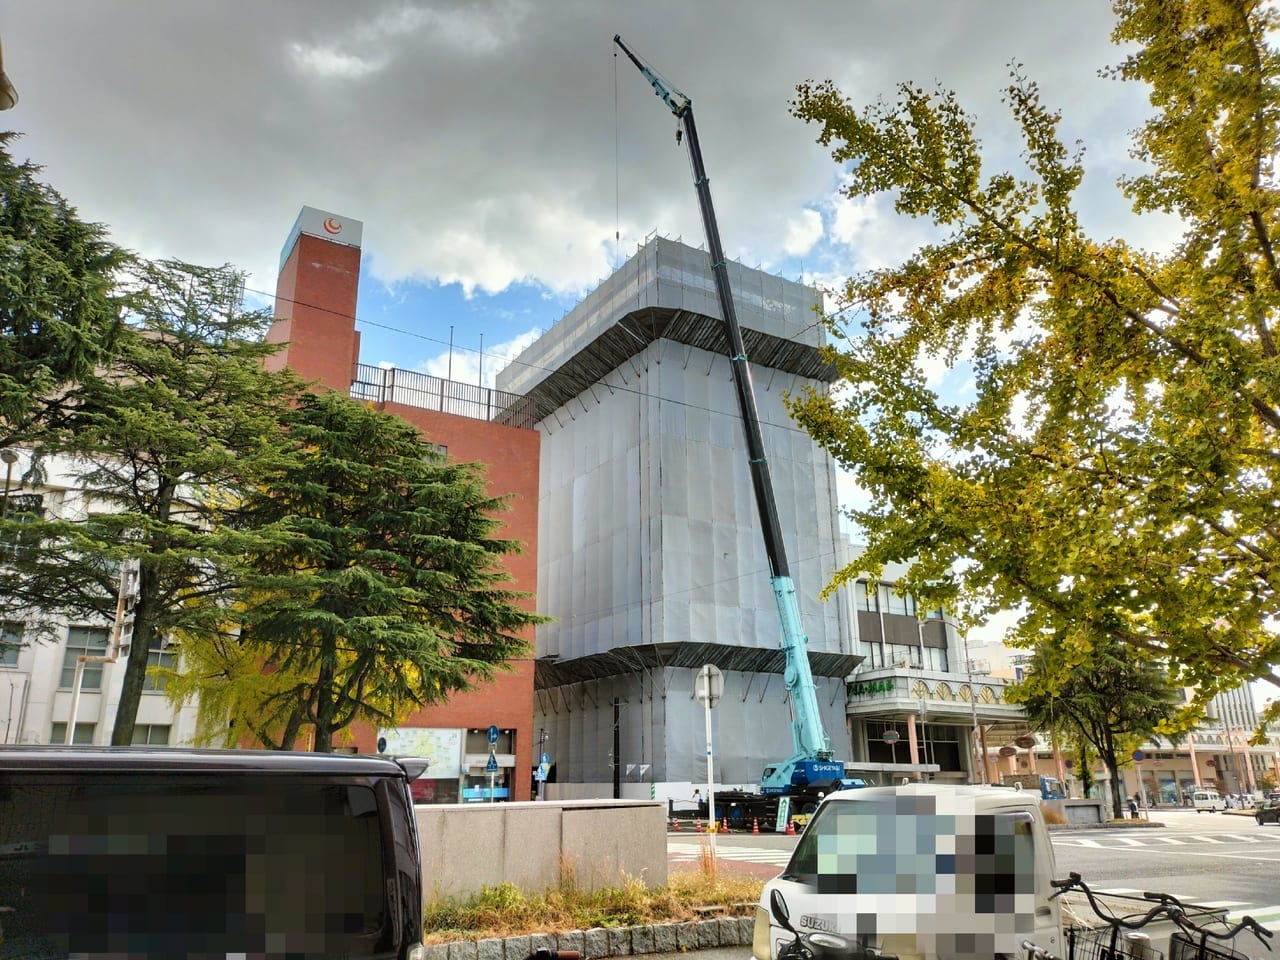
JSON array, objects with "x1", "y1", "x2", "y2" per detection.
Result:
[
  {"x1": 722, "y1": 817, "x2": 729, "y2": 833},
  {"x1": 695, "y1": 817, "x2": 703, "y2": 833},
  {"x1": 752, "y1": 818, "x2": 760, "y2": 834},
  {"x1": 672, "y1": 817, "x2": 680, "y2": 831},
  {"x1": 786, "y1": 818, "x2": 796, "y2": 836}
]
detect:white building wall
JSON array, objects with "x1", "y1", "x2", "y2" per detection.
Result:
[
  {"x1": 0, "y1": 449, "x2": 202, "y2": 746},
  {"x1": 536, "y1": 339, "x2": 845, "y2": 662}
]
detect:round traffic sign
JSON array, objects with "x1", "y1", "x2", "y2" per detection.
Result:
[
  {"x1": 487, "y1": 724, "x2": 499, "y2": 745},
  {"x1": 695, "y1": 664, "x2": 724, "y2": 708},
  {"x1": 882, "y1": 730, "x2": 900, "y2": 745},
  {"x1": 541, "y1": 752, "x2": 550, "y2": 764},
  {"x1": 1132, "y1": 749, "x2": 1145, "y2": 762}
]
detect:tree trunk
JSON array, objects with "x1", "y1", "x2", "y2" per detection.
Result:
[
  {"x1": 1106, "y1": 761, "x2": 1125, "y2": 820},
  {"x1": 310, "y1": 657, "x2": 335, "y2": 753},
  {"x1": 312, "y1": 723, "x2": 333, "y2": 753},
  {"x1": 278, "y1": 704, "x2": 305, "y2": 751},
  {"x1": 110, "y1": 588, "x2": 152, "y2": 746}
]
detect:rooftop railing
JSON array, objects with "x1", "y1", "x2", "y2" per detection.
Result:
[{"x1": 350, "y1": 364, "x2": 536, "y2": 430}]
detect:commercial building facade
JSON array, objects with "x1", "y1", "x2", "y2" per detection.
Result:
[{"x1": 265, "y1": 207, "x2": 543, "y2": 802}]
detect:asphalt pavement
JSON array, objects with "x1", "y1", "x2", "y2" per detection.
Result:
[{"x1": 664, "y1": 807, "x2": 1280, "y2": 960}]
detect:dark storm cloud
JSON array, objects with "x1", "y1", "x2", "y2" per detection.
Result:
[{"x1": 4, "y1": 2, "x2": 1140, "y2": 295}]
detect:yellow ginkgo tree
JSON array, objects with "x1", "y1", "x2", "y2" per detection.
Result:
[{"x1": 789, "y1": 0, "x2": 1280, "y2": 732}]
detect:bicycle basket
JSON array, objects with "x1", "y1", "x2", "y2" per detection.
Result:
[
  {"x1": 1169, "y1": 932, "x2": 1250, "y2": 960},
  {"x1": 1068, "y1": 926, "x2": 1166, "y2": 960}
]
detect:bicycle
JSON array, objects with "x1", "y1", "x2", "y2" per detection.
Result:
[
  {"x1": 1045, "y1": 873, "x2": 1274, "y2": 960},
  {"x1": 1141, "y1": 890, "x2": 1273, "y2": 960}
]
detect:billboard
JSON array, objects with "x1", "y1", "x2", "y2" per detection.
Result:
[
  {"x1": 279, "y1": 205, "x2": 363, "y2": 269},
  {"x1": 376, "y1": 726, "x2": 463, "y2": 780}
]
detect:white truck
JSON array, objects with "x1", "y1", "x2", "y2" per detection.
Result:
[{"x1": 752, "y1": 783, "x2": 1064, "y2": 960}]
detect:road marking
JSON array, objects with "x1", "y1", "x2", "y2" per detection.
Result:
[
  {"x1": 1220, "y1": 834, "x2": 1261, "y2": 843},
  {"x1": 668, "y1": 842, "x2": 791, "y2": 865},
  {"x1": 1194, "y1": 900, "x2": 1252, "y2": 908},
  {"x1": 1225, "y1": 906, "x2": 1280, "y2": 931},
  {"x1": 1112, "y1": 838, "x2": 1145, "y2": 846},
  {"x1": 1151, "y1": 836, "x2": 1186, "y2": 844},
  {"x1": 1190, "y1": 835, "x2": 1224, "y2": 843}
]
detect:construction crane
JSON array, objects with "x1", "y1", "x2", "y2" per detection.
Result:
[{"x1": 614, "y1": 35, "x2": 845, "y2": 815}]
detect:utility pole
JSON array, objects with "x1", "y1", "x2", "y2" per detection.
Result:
[{"x1": 65, "y1": 558, "x2": 139, "y2": 744}]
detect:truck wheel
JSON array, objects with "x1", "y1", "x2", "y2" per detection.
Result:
[{"x1": 799, "y1": 802, "x2": 817, "y2": 816}]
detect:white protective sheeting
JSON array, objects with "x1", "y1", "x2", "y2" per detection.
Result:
[{"x1": 508, "y1": 237, "x2": 854, "y2": 786}]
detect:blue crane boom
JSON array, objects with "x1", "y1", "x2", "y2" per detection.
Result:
[{"x1": 614, "y1": 35, "x2": 839, "y2": 796}]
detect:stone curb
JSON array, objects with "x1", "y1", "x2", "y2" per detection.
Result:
[{"x1": 423, "y1": 917, "x2": 757, "y2": 960}]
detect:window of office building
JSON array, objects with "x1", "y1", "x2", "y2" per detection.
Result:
[
  {"x1": 131, "y1": 723, "x2": 171, "y2": 746},
  {"x1": 49, "y1": 722, "x2": 96, "y2": 745},
  {"x1": 0, "y1": 493, "x2": 43, "y2": 562},
  {"x1": 0, "y1": 620, "x2": 21, "y2": 667},
  {"x1": 144, "y1": 636, "x2": 176, "y2": 692},
  {"x1": 59, "y1": 626, "x2": 110, "y2": 689}
]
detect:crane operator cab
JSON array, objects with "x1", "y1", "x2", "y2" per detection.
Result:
[{"x1": 752, "y1": 783, "x2": 1062, "y2": 960}]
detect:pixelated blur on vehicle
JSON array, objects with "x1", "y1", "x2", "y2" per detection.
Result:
[
  {"x1": 752, "y1": 783, "x2": 1062, "y2": 960},
  {"x1": 1257, "y1": 799, "x2": 1280, "y2": 825},
  {"x1": 0, "y1": 747, "x2": 429, "y2": 959}
]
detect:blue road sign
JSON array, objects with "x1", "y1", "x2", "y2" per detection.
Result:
[
  {"x1": 541, "y1": 752, "x2": 551, "y2": 764},
  {"x1": 535, "y1": 762, "x2": 550, "y2": 782},
  {"x1": 485, "y1": 751, "x2": 499, "y2": 773},
  {"x1": 487, "y1": 724, "x2": 499, "y2": 745}
]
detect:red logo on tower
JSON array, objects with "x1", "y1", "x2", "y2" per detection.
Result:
[{"x1": 280, "y1": 207, "x2": 364, "y2": 271}]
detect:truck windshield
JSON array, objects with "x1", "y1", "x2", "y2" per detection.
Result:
[
  {"x1": 0, "y1": 774, "x2": 391, "y2": 958},
  {"x1": 783, "y1": 794, "x2": 1037, "y2": 912}
]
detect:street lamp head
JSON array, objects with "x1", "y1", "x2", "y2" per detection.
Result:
[{"x1": 0, "y1": 450, "x2": 17, "y2": 465}]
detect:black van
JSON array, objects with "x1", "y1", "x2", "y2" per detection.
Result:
[{"x1": 0, "y1": 747, "x2": 427, "y2": 959}]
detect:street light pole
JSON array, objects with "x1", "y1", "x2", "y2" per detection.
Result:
[
  {"x1": 962, "y1": 628, "x2": 985, "y2": 784},
  {"x1": 1, "y1": 449, "x2": 17, "y2": 521}
]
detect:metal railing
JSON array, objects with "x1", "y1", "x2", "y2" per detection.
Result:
[{"x1": 350, "y1": 364, "x2": 536, "y2": 429}]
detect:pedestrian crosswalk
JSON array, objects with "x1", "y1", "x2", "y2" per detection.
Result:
[
  {"x1": 1053, "y1": 832, "x2": 1280, "y2": 848},
  {"x1": 667, "y1": 841, "x2": 792, "y2": 866},
  {"x1": 667, "y1": 841, "x2": 1280, "y2": 936},
  {"x1": 1080, "y1": 887, "x2": 1280, "y2": 933}
]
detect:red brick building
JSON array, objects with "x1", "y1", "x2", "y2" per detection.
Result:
[{"x1": 266, "y1": 207, "x2": 540, "y2": 802}]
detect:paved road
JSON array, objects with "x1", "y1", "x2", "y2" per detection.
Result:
[{"x1": 666, "y1": 808, "x2": 1280, "y2": 960}]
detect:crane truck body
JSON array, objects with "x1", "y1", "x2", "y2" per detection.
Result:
[{"x1": 615, "y1": 36, "x2": 855, "y2": 828}]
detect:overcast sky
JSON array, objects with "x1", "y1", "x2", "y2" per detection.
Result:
[
  {"x1": 11, "y1": 4, "x2": 1279, "y2": 701},
  {"x1": 7, "y1": 1, "x2": 1154, "y2": 379}
]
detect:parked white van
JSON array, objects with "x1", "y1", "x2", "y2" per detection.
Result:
[{"x1": 1193, "y1": 789, "x2": 1226, "y2": 812}]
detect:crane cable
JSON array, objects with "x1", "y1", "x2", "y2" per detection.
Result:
[{"x1": 613, "y1": 43, "x2": 621, "y2": 269}]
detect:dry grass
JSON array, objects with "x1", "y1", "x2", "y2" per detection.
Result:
[
  {"x1": 422, "y1": 858, "x2": 762, "y2": 943},
  {"x1": 1041, "y1": 804, "x2": 1068, "y2": 826}
]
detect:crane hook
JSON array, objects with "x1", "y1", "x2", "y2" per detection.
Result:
[{"x1": 675, "y1": 127, "x2": 683, "y2": 145}]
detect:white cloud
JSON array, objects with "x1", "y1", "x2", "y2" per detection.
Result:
[
  {"x1": 288, "y1": 43, "x2": 384, "y2": 79},
  {"x1": 419, "y1": 326, "x2": 543, "y2": 389},
  {"x1": 782, "y1": 209, "x2": 823, "y2": 257}
]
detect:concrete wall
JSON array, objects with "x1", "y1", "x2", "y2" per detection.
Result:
[
  {"x1": 415, "y1": 799, "x2": 668, "y2": 901},
  {"x1": 1045, "y1": 798, "x2": 1105, "y2": 825}
]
